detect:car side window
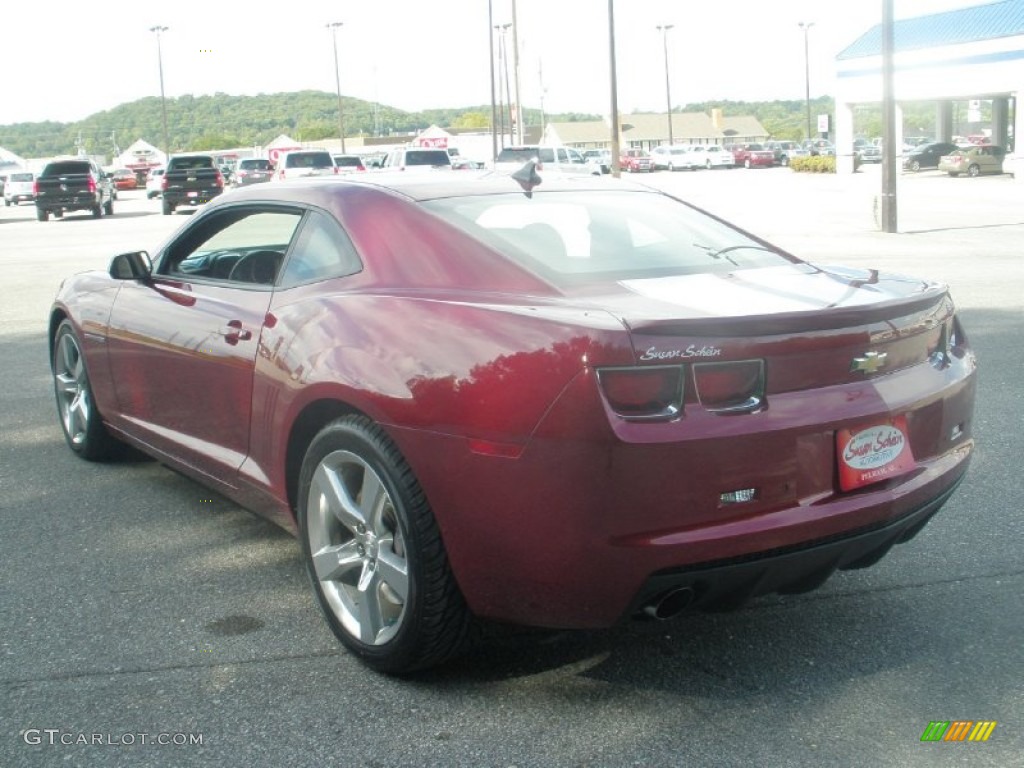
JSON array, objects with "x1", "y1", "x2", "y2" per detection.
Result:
[
  {"x1": 161, "y1": 209, "x2": 303, "y2": 285},
  {"x1": 278, "y1": 210, "x2": 363, "y2": 288}
]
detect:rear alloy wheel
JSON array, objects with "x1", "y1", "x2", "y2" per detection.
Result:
[
  {"x1": 298, "y1": 416, "x2": 472, "y2": 674},
  {"x1": 910, "y1": 160, "x2": 921, "y2": 172},
  {"x1": 968, "y1": 164, "x2": 981, "y2": 178},
  {"x1": 53, "y1": 320, "x2": 118, "y2": 460}
]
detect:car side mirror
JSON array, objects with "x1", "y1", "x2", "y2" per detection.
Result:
[{"x1": 109, "y1": 251, "x2": 153, "y2": 281}]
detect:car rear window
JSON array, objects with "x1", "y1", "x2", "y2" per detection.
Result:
[
  {"x1": 424, "y1": 191, "x2": 794, "y2": 286},
  {"x1": 169, "y1": 156, "x2": 216, "y2": 170},
  {"x1": 9, "y1": 173, "x2": 33, "y2": 182},
  {"x1": 285, "y1": 152, "x2": 333, "y2": 169},
  {"x1": 496, "y1": 147, "x2": 556, "y2": 164},
  {"x1": 42, "y1": 161, "x2": 92, "y2": 176},
  {"x1": 239, "y1": 159, "x2": 271, "y2": 170},
  {"x1": 334, "y1": 156, "x2": 363, "y2": 167},
  {"x1": 404, "y1": 150, "x2": 450, "y2": 166}
]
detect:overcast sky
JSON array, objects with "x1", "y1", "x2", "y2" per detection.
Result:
[{"x1": 0, "y1": 0, "x2": 984, "y2": 125}]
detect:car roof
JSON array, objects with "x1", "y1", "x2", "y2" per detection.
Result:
[{"x1": 217, "y1": 170, "x2": 653, "y2": 206}]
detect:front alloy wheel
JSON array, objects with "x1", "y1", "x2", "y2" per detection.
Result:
[
  {"x1": 53, "y1": 320, "x2": 117, "y2": 460},
  {"x1": 298, "y1": 416, "x2": 471, "y2": 673}
]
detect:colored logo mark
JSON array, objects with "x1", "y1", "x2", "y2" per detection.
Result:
[{"x1": 921, "y1": 721, "x2": 997, "y2": 742}]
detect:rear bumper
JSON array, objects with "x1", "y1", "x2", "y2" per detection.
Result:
[
  {"x1": 36, "y1": 194, "x2": 99, "y2": 212},
  {"x1": 626, "y1": 472, "x2": 964, "y2": 618},
  {"x1": 164, "y1": 189, "x2": 223, "y2": 206}
]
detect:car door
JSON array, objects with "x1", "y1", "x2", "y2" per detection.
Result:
[{"x1": 105, "y1": 204, "x2": 304, "y2": 482}]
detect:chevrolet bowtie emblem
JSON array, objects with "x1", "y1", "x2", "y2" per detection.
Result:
[{"x1": 851, "y1": 351, "x2": 888, "y2": 373}]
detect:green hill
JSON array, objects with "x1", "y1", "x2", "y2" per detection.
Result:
[
  {"x1": 0, "y1": 92, "x2": 594, "y2": 159},
  {"x1": 0, "y1": 91, "x2": 945, "y2": 159}
]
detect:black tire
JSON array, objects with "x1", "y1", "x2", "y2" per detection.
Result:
[
  {"x1": 104, "y1": 197, "x2": 114, "y2": 216},
  {"x1": 298, "y1": 415, "x2": 472, "y2": 674},
  {"x1": 37, "y1": 208, "x2": 49, "y2": 222},
  {"x1": 52, "y1": 320, "x2": 119, "y2": 460},
  {"x1": 92, "y1": 200, "x2": 103, "y2": 218},
  {"x1": 948, "y1": 172, "x2": 960, "y2": 177},
  {"x1": 162, "y1": 200, "x2": 174, "y2": 215},
  {"x1": 968, "y1": 164, "x2": 980, "y2": 178},
  {"x1": 4, "y1": 198, "x2": 9, "y2": 207}
]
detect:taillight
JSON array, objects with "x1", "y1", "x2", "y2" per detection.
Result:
[
  {"x1": 32, "y1": 180, "x2": 40, "y2": 196},
  {"x1": 597, "y1": 366, "x2": 683, "y2": 421},
  {"x1": 215, "y1": 171, "x2": 224, "y2": 188},
  {"x1": 161, "y1": 176, "x2": 169, "y2": 190},
  {"x1": 692, "y1": 360, "x2": 765, "y2": 414},
  {"x1": 87, "y1": 176, "x2": 97, "y2": 193}
]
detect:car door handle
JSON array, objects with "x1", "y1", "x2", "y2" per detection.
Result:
[{"x1": 219, "y1": 320, "x2": 252, "y2": 345}]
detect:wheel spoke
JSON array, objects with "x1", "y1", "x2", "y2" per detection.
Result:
[
  {"x1": 311, "y1": 462, "x2": 366, "y2": 532},
  {"x1": 375, "y1": 543, "x2": 408, "y2": 603},
  {"x1": 55, "y1": 372, "x2": 78, "y2": 398},
  {"x1": 68, "y1": 393, "x2": 88, "y2": 439},
  {"x1": 311, "y1": 540, "x2": 363, "y2": 583},
  {"x1": 356, "y1": 569, "x2": 386, "y2": 643},
  {"x1": 359, "y1": 470, "x2": 386, "y2": 530},
  {"x1": 59, "y1": 336, "x2": 77, "y2": 375}
]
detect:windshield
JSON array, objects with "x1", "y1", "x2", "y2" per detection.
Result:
[{"x1": 424, "y1": 190, "x2": 794, "y2": 287}]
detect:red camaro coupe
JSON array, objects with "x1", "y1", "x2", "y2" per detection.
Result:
[{"x1": 50, "y1": 171, "x2": 976, "y2": 673}]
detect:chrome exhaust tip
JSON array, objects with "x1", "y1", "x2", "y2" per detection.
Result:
[{"x1": 642, "y1": 586, "x2": 695, "y2": 620}]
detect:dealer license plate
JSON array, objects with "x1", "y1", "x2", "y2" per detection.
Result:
[{"x1": 837, "y1": 415, "x2": 916, "y2": 491}]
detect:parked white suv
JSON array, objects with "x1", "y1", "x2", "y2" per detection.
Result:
[
  {"x1": 3, "y1": 171, "x2": 35, "y2": 205},
  {"x1": 382, "y1": 147, "x2": 452, "y2": 171},
  {"x1": 494, "y1": 146, "x2": 602, "y2": 176},
  {"x1": 274, "y1": 150, "x2": 337, "y2": 181}
]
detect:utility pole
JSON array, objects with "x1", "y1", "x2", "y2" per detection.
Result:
[
  {"x1": 511, "y1": 0, "x2": 524, "y2": 144},
  {"x1": 880, "y1": 0, "x2": 898, "y2": 232},
  {"x1": 798, "y1": 21, "x2": 815, "y2": 142},
  {"x1": 657, "y1": 24, "x2": 675, "y2": 146},
  {"x1": 488, "y1": 0, "x2": 498, "y2": 163},
  {"x1": 150, "y1": 26, "x2": 170, "y2": 157},
  {"x1": 608, "y1": 0, "x2": 621, "y2": 178},
  {"x1": 327, "y1": 22, "x2": 347, "y2": 153}
]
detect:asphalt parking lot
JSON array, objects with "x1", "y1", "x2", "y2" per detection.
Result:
[{"x1": 1, "y1": 169, "x2": 1021, "y2": 767}]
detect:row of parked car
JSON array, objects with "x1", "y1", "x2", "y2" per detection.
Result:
[{"x1": 580, "y1": 140, "x2": 841, "y2": 174}]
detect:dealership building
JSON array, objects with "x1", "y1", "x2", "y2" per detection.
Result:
[{"x1": 835, "y1": 0, "x2": 1023, "y2": 177}]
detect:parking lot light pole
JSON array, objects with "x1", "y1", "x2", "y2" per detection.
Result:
[
  {"x1": 798, "y1": 21, "x2": 815, "y2": 141},
  {"x1": 657, "y1": 24, "x2": 674, "y2": 146},
  {"x1": 149, "y1": 26, "x2": 170, "y2": 158},
  {"x1": 608, "y1": 0, "x2": 621, "y2": 178},
  {"x1": 327, "y1": 22, "x2": 347, "y2": 154}
]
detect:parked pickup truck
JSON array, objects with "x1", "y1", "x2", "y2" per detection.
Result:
[
  {"x1": 33, "y1": 158, "x2": 114, "y2": 221},
  {"x1": 161, "y1": 154, "x2": 225, "y2": 215}
]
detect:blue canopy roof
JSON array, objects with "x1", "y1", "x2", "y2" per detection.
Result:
[{"x1": 838, "y1": 0, "x2": 1024, "y2": 60}]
